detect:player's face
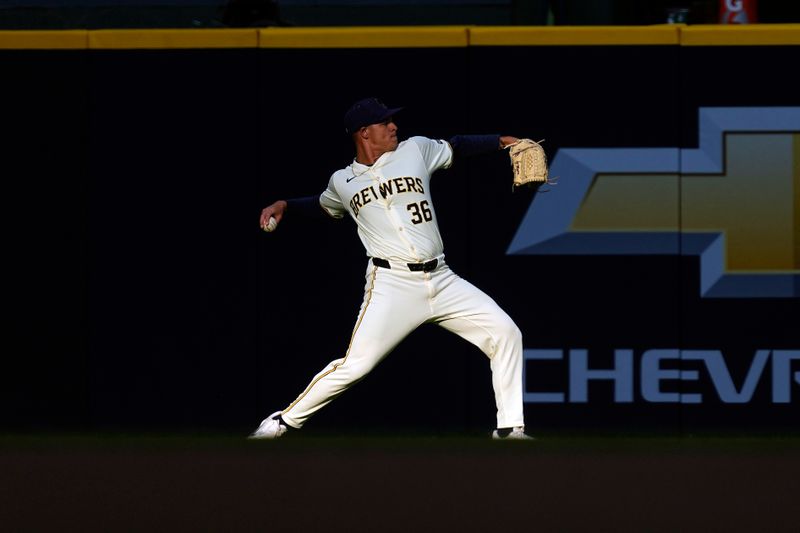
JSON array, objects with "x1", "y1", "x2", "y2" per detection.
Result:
[{"x1": 365, "y1": 117, "x2": 399, "y2": 154}]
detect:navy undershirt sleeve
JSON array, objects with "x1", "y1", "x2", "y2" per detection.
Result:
[
  {"x1": 286, "y1": 195, "x2": 326, "y2": 219},
  {"x1": 448, "y1": 134, "x2": 501, "y2": 159}
]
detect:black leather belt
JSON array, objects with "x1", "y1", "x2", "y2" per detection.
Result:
[{"x1": 372, "y1": 257, "x2": 438, "y2": 273}]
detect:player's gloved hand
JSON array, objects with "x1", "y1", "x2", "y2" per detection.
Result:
[{"x1": 505, "y1": 138, "x2": 554, "y2": 193}]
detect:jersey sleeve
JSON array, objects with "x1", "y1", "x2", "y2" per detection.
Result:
[
  {"x1": 409, "y1": 136, "x2": 453, "y2": 173},
  {"x1": 319, "y1": 173, "x2": 347, "y2": 219}
]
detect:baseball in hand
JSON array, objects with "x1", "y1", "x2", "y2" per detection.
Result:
[{"x1": 262, "y1": 216, "x2": 278, "y2": 232}]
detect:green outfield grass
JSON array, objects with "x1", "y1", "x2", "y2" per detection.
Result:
[
  {"x1": 2, "y1": 429, "x2": 799, "y2": 453},
  {"x1": 2, "y1": 430, "x2": 799, "y2": 532}
]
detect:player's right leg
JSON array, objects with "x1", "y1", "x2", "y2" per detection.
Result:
[{"x1": 275, "y1": 263, "x2": 427, "y2": 430}]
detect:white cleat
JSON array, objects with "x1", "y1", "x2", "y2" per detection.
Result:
[
  {"x1": 492, "y1": 426, "x2": 535, "y2": 440},
  {"x1": 248, "y1": 411, "x2": 289, "y2": 439}
]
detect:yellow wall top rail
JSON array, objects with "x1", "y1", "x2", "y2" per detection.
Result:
[
  {"x1": 680, "y1": 24, "x2": 800, "y2": 45},
  {"x1": 1, "y1": 24, "x2": 799, "y2": 50},
  {"x1": 469, "y1": 25, "x2": 681, "y2": 46}
]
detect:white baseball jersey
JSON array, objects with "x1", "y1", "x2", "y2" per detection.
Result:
[{"x1": 319, "y1": 136, "x2": 453, "y2": 263}]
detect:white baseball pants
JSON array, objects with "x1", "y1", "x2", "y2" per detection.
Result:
[{"x1": 280, "y1": 257, "x2": 525, "y2": 430}]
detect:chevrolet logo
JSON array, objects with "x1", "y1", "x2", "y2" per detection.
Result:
[{"x1": 508, "y1": 107, "x2": 800, "y2": 298}]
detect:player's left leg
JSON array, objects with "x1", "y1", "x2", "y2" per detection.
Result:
[{"x1": 429, "y1": 267, "x2": 525, "y2": 430}]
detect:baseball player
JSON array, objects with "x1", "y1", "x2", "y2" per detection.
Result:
[{"x1": 252, "y1": 97, "x2": 532, "y2": 440}]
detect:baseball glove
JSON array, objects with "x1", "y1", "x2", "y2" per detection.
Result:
[{"x1": 506, "y1": 138, "x2": 553, "y2": 192}]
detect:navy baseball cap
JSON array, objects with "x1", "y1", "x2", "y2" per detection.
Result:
[{"x1": 344, "y1": 97, "x2": 403, "y2": 134}]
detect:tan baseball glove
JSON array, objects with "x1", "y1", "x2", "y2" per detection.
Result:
[{"x1": 506, "y1": 138, "x2": 553, "y2": 192}]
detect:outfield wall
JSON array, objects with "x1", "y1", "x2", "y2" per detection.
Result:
[{"x1": 3, "y1": 25, "x2": 798, "y2": 433}]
